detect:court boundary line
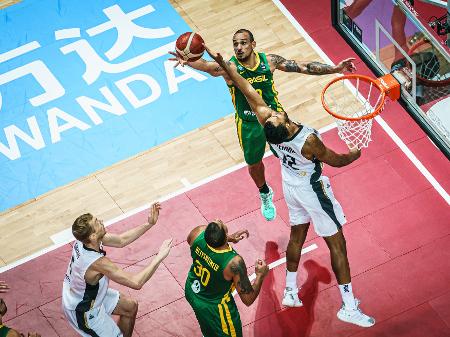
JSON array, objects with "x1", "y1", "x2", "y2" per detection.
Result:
[
  {"x1": 272, "y1": 0, "x2": 450, "y2": 205},
  {"x1": 5, "y1": 0, "x2": 448, "y2": 273},
  {"x1": 0, "y1": 124, "x2": 335, "y2": 274}
]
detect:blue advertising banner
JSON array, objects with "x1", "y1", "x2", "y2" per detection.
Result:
[{"x1": 0, "y1": 0, "x2": 233, "y2": 211}]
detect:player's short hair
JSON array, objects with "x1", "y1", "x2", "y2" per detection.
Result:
[
  {"x1": 0, "y1": 298, "x2": 7, "y2": 316},
  {"x1": 264, "y1": 121, "x2": 289, "y2": 144},
  {"x1": 72, "y1": 213, "x2": 94, "y2": 243},
  {"x1": 234, "y1": 29, "x2": 254, "y2": 42},
  {"x1": 204, "y1": 221, "x2": 227, "y2": 248}
]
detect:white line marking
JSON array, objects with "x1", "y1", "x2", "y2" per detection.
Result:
[
  {"x1": 0, "y1": 123, "x2": 334, "y2": 274},
  {"x1": 232, "y1": 243, "x2": 319, "y2": 296},
  {"x1": 0, "y1": 241, "x2": 70, "y2": 274},
  {"x1": 375, "y1": 116, "x2": 450, "y2": 203},
  {"x1": 271, "y1": 0, "x2": 334, "y2": 65},
  {"x1": 0, "y1": 41, "x2": 41, "y2": 63},
  {"x1": 180, "y1": 177, "x2": 191, "y2": 187},
  {"x1": 54, "y1": 28, "x2": 81, "y2": 40},
  {"x1": 272, "y1": 0, "x2": 449, "y2": 204},
  {"x1": 50, "y1": 228, "x2": 73, "y2": 245}
]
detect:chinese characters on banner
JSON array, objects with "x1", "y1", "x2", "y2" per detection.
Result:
[{"x1": 0, "y1": 0, "x2": 232, "y2": 211}]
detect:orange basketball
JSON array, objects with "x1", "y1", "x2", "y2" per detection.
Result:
[{"x1": 175, "y1": 32, "x2": 205, "y2": 62}]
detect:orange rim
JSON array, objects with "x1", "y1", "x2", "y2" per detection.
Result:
[
  {"x1": 321, "y1": 74, "x2": 386, "y2": 121},
  {"x1": 408, "y1": 39, "x2": 450, "y2": 87}
]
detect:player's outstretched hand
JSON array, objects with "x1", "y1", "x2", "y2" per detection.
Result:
[
  {"x1": 349, "y1": 147, "x2": 362, "y2": 161},
  {"x1": 168, "y1": 51, "x2": 188, "y2": 68},
  {"x1": 203, "y1": 44, "x2": 225, "y2": 66},
  {"x1": 0, "y1": 281, "x2": 9, "y2": 293},
  {"x1": 148, "y1": 202, "x2": 162, "y2": 227},
  {"x1": 336, "y1": 58, "x2": 356, "y2": 73},
  {"x1": 228, "y1": 229, "x2": 249, "y2": 244},
  {"x1": 255, "y1": 259, "x2": 269, "y2": 277},
  {"x1": 157, "y1": 238, "x2": 173, "y2": 260}
]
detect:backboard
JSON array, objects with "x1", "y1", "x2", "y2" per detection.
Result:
[{"x1": 332, "y1": 0, "x2": 450, "y2": 159}]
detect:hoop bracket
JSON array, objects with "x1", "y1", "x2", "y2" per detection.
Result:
[{"x1": 375, "y1": 74, "x2": 401, "y2": 101}]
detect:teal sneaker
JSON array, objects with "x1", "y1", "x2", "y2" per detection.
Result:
[{"x1": 260, "y1": 187, "x2": 276, "y2": 221}]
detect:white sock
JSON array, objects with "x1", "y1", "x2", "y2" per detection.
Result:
[
  {"x1": 286, "y1": 270, "x2": 297, "y2": 290},
  {"x1": 339, "y1": 283, "x2": 357, "y2": 310}
]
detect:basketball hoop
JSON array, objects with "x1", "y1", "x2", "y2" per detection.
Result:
[
  {"x1": 321, "y1": 73, "x2": 402, "y2": 150},
  {"x1": 408, "y1": 38, "x2": 450, "y2": 87}
]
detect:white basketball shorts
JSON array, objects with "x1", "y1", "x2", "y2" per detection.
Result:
[
  {"x1": 282, "y1": 176, "x2": 346, "y2": 237},
  {"x1": 63, "y1": 288, "x2": 122, "y2": 337}
]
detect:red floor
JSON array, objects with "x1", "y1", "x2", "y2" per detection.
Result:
[
  {"x1": 1, "y1": 116, "x2": 449, "y2": 336},
  {"x1": 1, "y1": 1, "x2": 450, "y2": 336}
]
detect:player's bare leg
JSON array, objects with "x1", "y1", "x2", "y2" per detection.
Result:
[
  {"x1": 286, "y1": 223, "x2": 310, "y2": 272},
  {"x1": 323, "y1": 229, "x2": 350, "y2": 284},
  {"x1": 324, "y1": 229, "x2": 375, "y2": 327},
  {"x1": 113, "y1": 294, "x2": 139, "y2": 337},
  {"x1": 249, "y1": 161, "x2": 276, "y2": 221},
  {"x1": 282, "y1": 223, "x2": 309, "y2": 307},
  {"x1": 248, "y1": 161, "x2": 266, "y2": 188}
]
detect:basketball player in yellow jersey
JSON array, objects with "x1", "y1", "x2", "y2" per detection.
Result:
[
  {"x1": 205, "y1": 44, "x2": 375, "y2": 328},
  {"x1": 170, "y1": 29, "x2": 356, "y2": 222},
  {"x1": 185, "y1": 221, "x2": 269, "y2": 337}
]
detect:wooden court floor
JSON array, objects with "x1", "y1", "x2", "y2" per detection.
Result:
[{"x1": 0, "y1": 0, "x2": 339, "y2": 266}]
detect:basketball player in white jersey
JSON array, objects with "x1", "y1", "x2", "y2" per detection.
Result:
[
  {"x1": 205, "y1": 45, "x2": 375, "y2": 328},
  {"x1": 62, "y1": 202, "x2": 172, "y2": 337}
]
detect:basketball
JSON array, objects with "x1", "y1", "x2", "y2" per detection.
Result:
[{"x1": 175, "y1": 32, "x2": 205, "y2": 62}]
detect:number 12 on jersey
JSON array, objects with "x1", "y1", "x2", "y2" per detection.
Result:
[{"x1": 282, "y1": 153, "x2": 299, "y2": 170}]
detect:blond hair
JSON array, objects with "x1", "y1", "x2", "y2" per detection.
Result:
[{"x1": 72, "y1": 213, "x2": 94, "y2": 243}]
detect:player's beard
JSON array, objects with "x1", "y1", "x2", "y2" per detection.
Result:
[{"x1": 236, "y1": 50, "x2": 252, "y2": 62}]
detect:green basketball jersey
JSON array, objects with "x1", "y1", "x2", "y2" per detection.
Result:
[
  {"x1": 186, "y1": 231, "x2": 238, "y2": 303},
  {"x1": 0, "y1": 325, "x2": 10, "y2": 337},
  {"x1": 228, "y1": 52, "x2": 283, "y2": 122}
]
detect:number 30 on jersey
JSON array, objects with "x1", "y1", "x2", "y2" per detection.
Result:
[{"x1": 193, "y1": 259, "x2": 211, "y2": 286}]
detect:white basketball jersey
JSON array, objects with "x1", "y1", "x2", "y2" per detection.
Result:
[
  {"x1": 62, "y1": 241, "x2": 109, "y2": 311},
  {"x1": 271, "y1": 124, "x2": 323, "y2": 186}
]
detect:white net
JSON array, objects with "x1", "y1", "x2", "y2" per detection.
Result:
[
  {"x1": 322, "y1": 76, "x2": 385, "y2": 150},
  {"x1": 335, "y1": 118, "x2": 374, "y2": 150},
  {"x1": 408, "y1": 39, "x2": 450, "y2": 86}
]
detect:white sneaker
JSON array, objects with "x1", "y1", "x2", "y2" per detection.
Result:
[
  {"x1": 282, "y1": 287, "x2": 303, "y2": 307},
  {"x1": 337, "y1": 298, "x2": 375, "y2": 327}
]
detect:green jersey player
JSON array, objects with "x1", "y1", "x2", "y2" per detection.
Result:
[{"x1": 170, "y1": 29, "x2": 355, "y2": 221}]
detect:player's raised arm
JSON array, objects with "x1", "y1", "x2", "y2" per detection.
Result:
[
  {"x1": 302, "y1": 133, "x2": 361, "y2": 167},
  {"x1": 227, "y1": 229, "x2": 249, "y2": 244},
  {"x1": 226, "y1": 256, "x2": 268, "y2": 307},
  {"x1": 204, "y1": 44, "x2": 273, "y2": 126},
  {"x1": 103, "y1": 202, "x2": 162, "y2": 248},
  {"x1": 91, "y1": 238, "x2": 172, "y2": 290},
  {"x1": 268, "y1": 54, "x2": 356, "y2": 75}
]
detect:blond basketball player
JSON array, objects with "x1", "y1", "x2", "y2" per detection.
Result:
[
  {"x1": 205, "y1": 45, "x2": 375, "y2": 328},
  {"x1": 62, "y1": 202, "x2": 172, "y2": 337}
]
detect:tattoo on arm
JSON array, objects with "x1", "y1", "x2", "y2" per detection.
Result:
[
  {"x1": 269, "y1": 54, "x2": 286, "y2": 66},
  {"x1": 230, "y1": 258, "x2": 253, "y2": 294},
  {"x1": 214, "y1": 61, "x2": 232, "y2": 74},
  {"x1": 269, "y1": 54, "x2": 300, "y2": 72},
  {"x1": 306, "y1": 61, "x2": 334, "y2": 74}
]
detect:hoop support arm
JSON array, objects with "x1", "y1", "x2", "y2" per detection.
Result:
[{"x1": 375, "y1": 73, "x2": 401, "y2": 101}]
